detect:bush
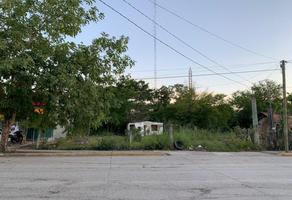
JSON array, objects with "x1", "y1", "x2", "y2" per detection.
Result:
[
  {"x1": 55, "y1": 128, "x2": 261, "y2": 151},
  {"x1": 130, "y1": 129, "x2": 142, "y2": 142},
  {"x1": 95, "y1": 136, "x2": 129, "y2": 150},
  {"x1": 56, "y1": 137, "x2": 98, "y2": 150},
  {"x1": 129, "y1": 142, "x2": 143, "y2": 150},
  {"x1": 173, "y1": 128, "x2": 261, "y2": 151},
  {"x1": 173, "y1": 132, "x2": 193, "y2": 149},
  {"x1": 141, "y1": 134, "x2": 170, "y2": 150}
]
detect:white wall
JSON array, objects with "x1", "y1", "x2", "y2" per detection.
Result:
[{"x1": 53, "y1": 125, "x2": 66, "y2": 139}]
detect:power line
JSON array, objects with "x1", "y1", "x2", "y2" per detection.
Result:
[
  {"x1": 147, "y1": 0, "x2": 277, "y2": 61},
  {"x1": 241, "y1": 64, "x2": 279, "y2": 81},
  {"x1": 98, "y1": 0, "x2": 248, "y2": 87},
  {"x1": 135, "y1": 68, "x2": 279, "y2": 80},
  {"x1": 196, "y1": 81, "x2": 251, "y2": 89},
  {"x1": 121, "y1": 0, "x2": 251, "y2": 84},
  {"x1": 262, "y1": 64, "x2": 280, "y2": 80},
  {"x1": 129, "y1": 61, "x2": 278, "y2": 73},
  {"x1": 133, "y1": 68, "x2": 278, "y2": 79}
]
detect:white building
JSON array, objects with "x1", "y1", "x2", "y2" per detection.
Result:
[{"x1": 127, "y1": 121, "x2": 163, "y2": 136}]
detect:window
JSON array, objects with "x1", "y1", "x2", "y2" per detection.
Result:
[
  {"x1": 129, "y1": 125, "x2": 135, "y2": 130},
  {"x1": 151, "y1": 125, "x2": 158, "y2": 131}
]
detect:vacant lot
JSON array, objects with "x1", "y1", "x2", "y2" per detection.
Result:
[{"x1": 0, "y1": 152, "x2": 291, "y2": 200}]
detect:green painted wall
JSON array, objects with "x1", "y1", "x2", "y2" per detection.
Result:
[{"x1": 26, "y1": 128, "x2": 53, "y2": 141}]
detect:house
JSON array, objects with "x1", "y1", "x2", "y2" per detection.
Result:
[
  {"x1": 127, "y1": 121, "x2": 163, "y2": 136},
  {"x1": 258, "y1": 112, "x2": 292, "y2": 149},
  {"x1": 0, "y1": 121, "x2": 66, "y2": 143}
]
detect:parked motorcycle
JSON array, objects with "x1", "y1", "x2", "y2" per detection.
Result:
[{"x1": 9, "y1": 130, "x2": 23, "y2": 144}]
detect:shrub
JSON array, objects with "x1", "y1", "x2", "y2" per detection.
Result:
[
  {"x1": 129, "y1": 142, "x2": 143, "y2": 150},
  {"x1": 95, "y1": 136, "x2": 129, "y2": 150},
  {"x1": 173, "y1": 128, "x2": 261, "y2": 151},
  {"x1": 55, "y1": 128, "x2": 261, "y2": 151},
  {"x1": 141, "y1": 134, "x2": 170, "y2": 150},
  {"x1": 56, "y1": 136, "x2": 99, "y2": 150},
  {"x1": 173, "y1": 132, "x2": 193, "y2": 149}
]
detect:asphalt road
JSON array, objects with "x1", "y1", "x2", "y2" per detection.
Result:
[{"x1": 0, "y1": 152, "x2": 291, "y2": 200}]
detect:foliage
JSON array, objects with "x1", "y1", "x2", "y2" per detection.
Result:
[
  {"x1": 231, "y1": 80, "x2": 282, "y2": 127},
  {"x1": 94, "y1": 136, "x2": 129, "y2": 150},
  {"x1": 151, "y1": 85, "x2": 234, "y2": 130},
  {"x1": 55, "y1": 129, "x2": 260, "y2": 151},
  {"x1": 0, "y1": 1, "x2": 285, "y2": 151},
  {"x1": 96, "y1": 79, "x2": 283, "y2": 133},
  {"x1": 98, "y1": 77, "x2": 153, "y2": 132},
  {"x1": 141, "y1": 134, "x2": 169, "y2": 150},
  {"x1": 172, "y1": 128, "x2": 261, "y2": 151},
  {"x1": 56, "y1": 137, "x2": 99, "y2": 150},
  {"x1": 0, "y1": 0, "x2": 133, "y2": 151},
  {"x1": 0, "y1": 0, "x2": 102, "y2": 122}
]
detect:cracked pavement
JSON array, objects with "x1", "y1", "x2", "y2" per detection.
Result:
[{"x1": 0, "y1": 151, "x2": 291, "y2": 199}]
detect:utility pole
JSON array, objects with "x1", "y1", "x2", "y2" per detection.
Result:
[
  {"x1": 252, "y1": 96, "x2": 260, "y2": 145},
  {"x1": 188, "y1": 67, "x2": 192, "y2": 90},
  {"x1": 281, "y1": 60, "x2": 289, "y2": 152},
  {"x1": 267, "y1": 90, "x2": 274, "y2": 144}
]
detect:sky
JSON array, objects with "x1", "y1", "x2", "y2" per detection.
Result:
[{"x1": 69, "y1": 0, "x2": 292, "y2": 95}]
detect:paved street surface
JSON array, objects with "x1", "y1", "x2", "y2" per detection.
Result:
[{"x1": 0, "y1": 151, "x2": 292, "y2": 200}]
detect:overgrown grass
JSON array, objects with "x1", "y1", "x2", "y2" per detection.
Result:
[
  {"x1": 140, "y1": 134, "x2": 170, "y2": 150},
  {"x1": 173, "y1": 128, "x2": 261, "y2": 151},
  {"x1": 54, "y1": 129, "x2": 261, "y2": 151}
]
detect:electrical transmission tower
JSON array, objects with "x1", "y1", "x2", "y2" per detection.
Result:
[
  {"x1": 153, "y1": 0, "x2": 157, "y2": 88},
  {"x1": 188, "y1": 67, "x2": 192, "y2": 90}
]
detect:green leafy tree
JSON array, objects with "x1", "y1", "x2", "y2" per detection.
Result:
[
  {"x1": 150, "y1": 86, "x2": 172, "y2": 122},
  {"x1": 288, "y1": 93, "x2": 292, "y2": 115},
  {"x1": 100, "y1": 77, "x2": 152, "y2": 133},
  {"x1": 0, "y1": 0, "x2": 133, "y2": 151},
  {"x1": 231, "y1": 80, "x2": 282, "y2": 128},
  {"x1": 150, "y1": 84, "x2": 234, "y2": 130}
]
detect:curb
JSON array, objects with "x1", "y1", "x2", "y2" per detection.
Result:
[{"x1": 2, "y1": 150, "x2": 169, "y2": 157}]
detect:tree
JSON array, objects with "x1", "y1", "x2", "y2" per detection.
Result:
[
  {"x1": 101, "y1": 77, "x2": 152, "y2": 133},
  {"x1": 0, "y1": 0, "x2": 133, "y2": 151},
  {"x1": 149, "y1": 86, "x2": 172, "y2": 122},
  {"x1": 288, "y1": 93, "x2": 292, "y2": 115},
  {"x1": 231, "y1": 80, "x2": 282, "y2": 127},
  {"x1": 149, "y1": 84, "x2": 234, "y2": 130}
]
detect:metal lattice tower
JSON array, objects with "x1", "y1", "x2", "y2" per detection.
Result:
[
  {"x1": 153, "y1": 0, "x2": 157, "y2": 88},
  {"x1": 188, "y1": 67, "x2": 192, "y2": 90}
]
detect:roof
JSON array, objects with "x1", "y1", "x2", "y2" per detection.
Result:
[
  {"x1": 128, "y1": 121, "x2": 163, "y2": 125},
  {"x1": 259, "y1": 112, "x2": 292, "y2": 123}
]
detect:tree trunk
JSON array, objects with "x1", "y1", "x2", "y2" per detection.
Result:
[
  {"x1": 22, "y1": 128, "x2": 27, "y2": 144},
  {"x1": 0, "y1": 113, "x2": 16, "y2": 152}
]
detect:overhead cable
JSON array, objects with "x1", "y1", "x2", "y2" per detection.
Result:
[
  {"x1": 98, "y1": 0, "x2": 249, "y2": 87},
  {"x1": 121, "y1": 0, "x2": 251, "y2": 83},
  {"x1": 135, "y1": 68, "x2": 280, "y2": 80},
  {"x1": 147, "y1": 0, "x2": 277, "y2": 60}
]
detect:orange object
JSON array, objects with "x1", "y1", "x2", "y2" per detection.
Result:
[{"x1": 34, "y1": 108, "x2": 44, "y2": 115}]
